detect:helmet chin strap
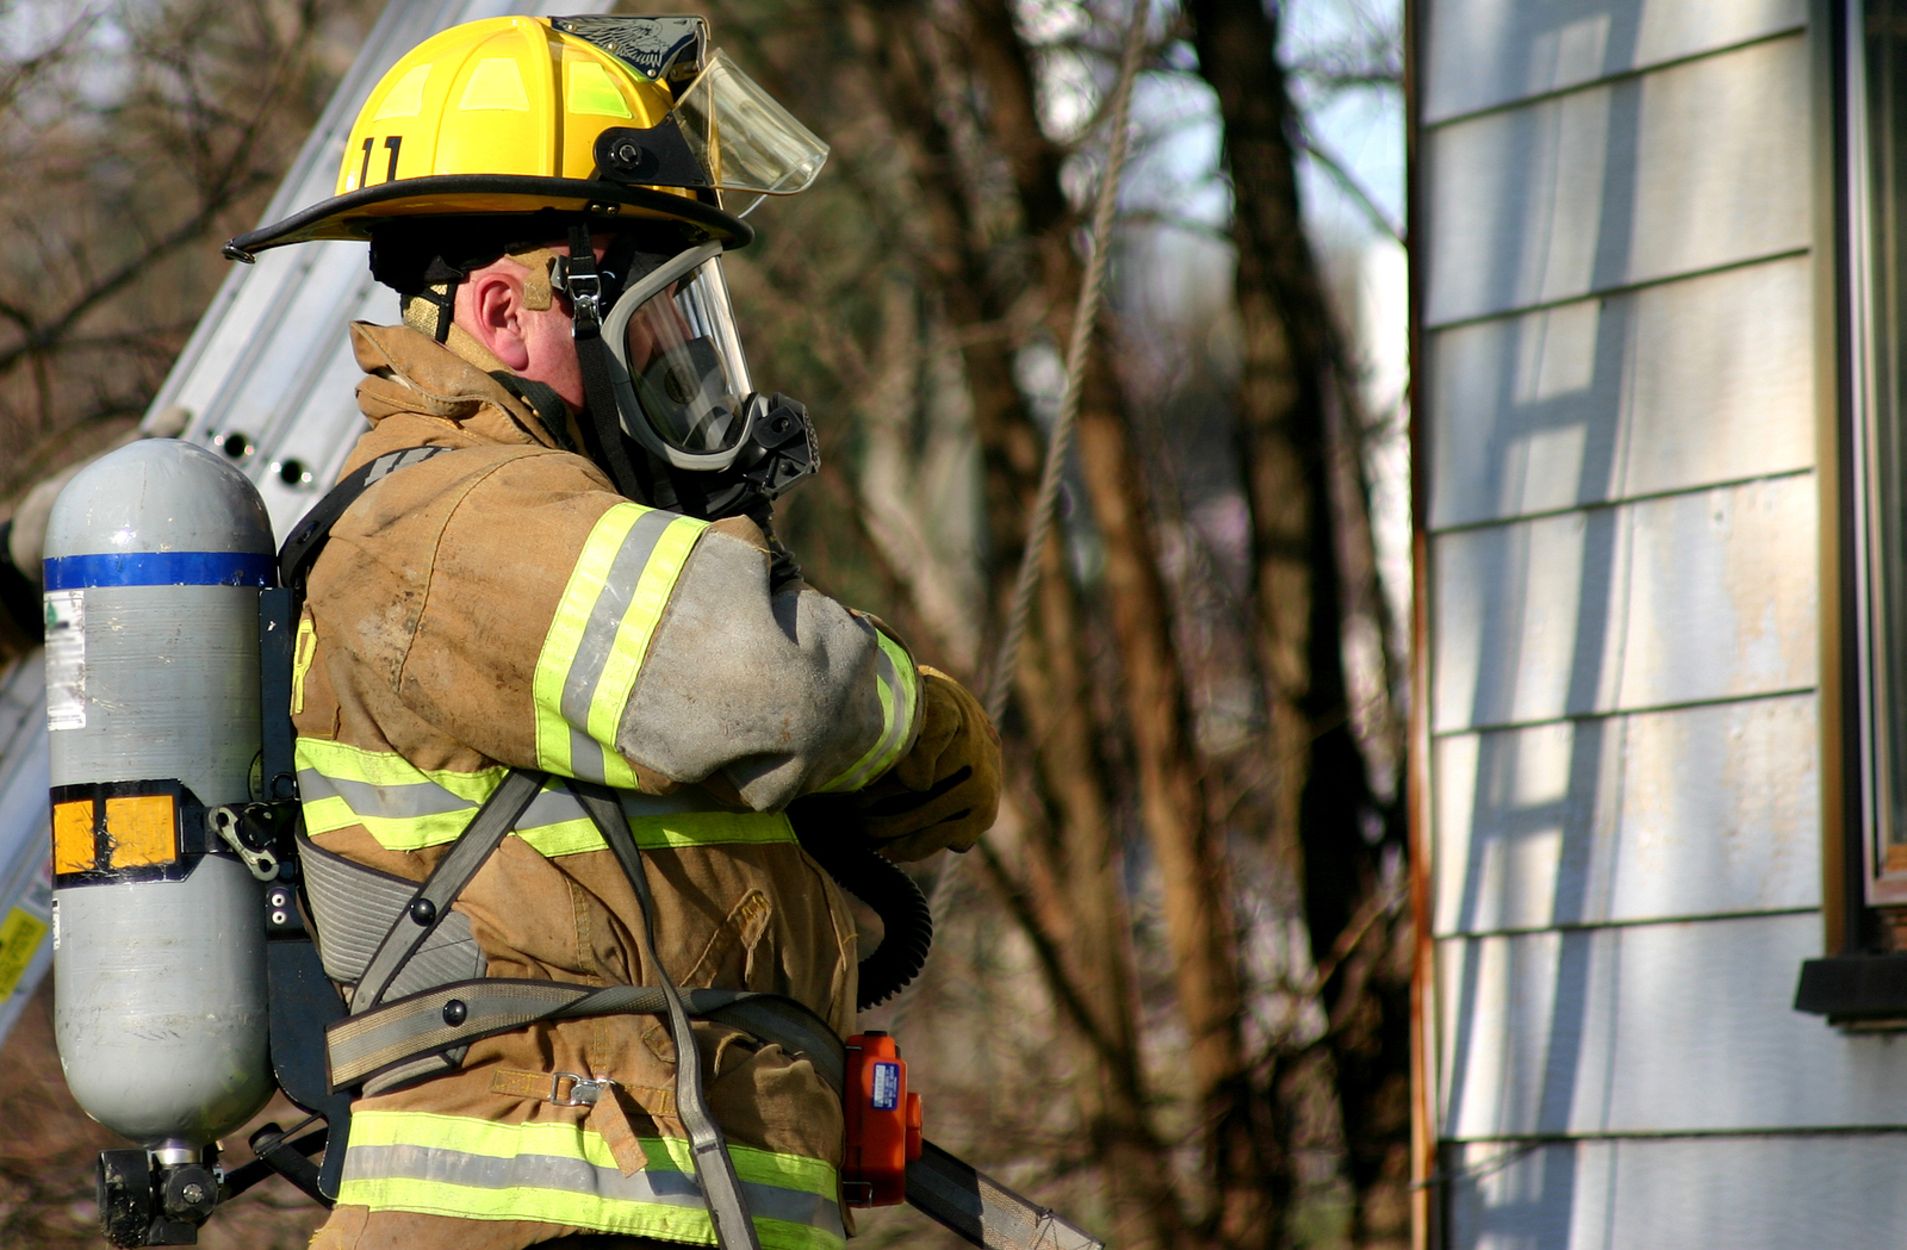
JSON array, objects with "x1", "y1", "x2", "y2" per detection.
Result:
[{"x1": 562, "y1": 223, "x2": 658, "y2": 503}]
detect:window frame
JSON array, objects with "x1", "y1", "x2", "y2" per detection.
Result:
[
  {"x1": 1839, "y1": 0, "x2": 1907, "y2": 915},
  {"x1": 1800, "y1": 0, "x2": 1907, "y2": 1020}
]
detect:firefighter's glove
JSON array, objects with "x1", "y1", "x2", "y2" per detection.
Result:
[{"x1": 854, "y1": 666, "x2": 1001, "y2": 861}]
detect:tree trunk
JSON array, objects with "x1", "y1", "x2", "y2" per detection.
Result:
[
  {"x1": 841, "y1": 8, "x2": 1185, "y2": 1245},
  {"x1": 956, "y1": 3, "x2": 1286, "y2": 1245},
  {"x1": 1187, "y1": 2, "x2": 1413, "y2": 1246}
]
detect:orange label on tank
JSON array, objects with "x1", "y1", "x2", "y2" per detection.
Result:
[
  {"x1": 0, "y1": 908, "x2": 48, "y2": 1001},
  {"x1": 51, "y1": 800, "x2": 95, "y2": 875},
  {"x1": 102, "y1": 795, "x2": 177, "y2": 869}
]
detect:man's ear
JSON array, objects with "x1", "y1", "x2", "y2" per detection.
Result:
[{"x1": 464, "y1": 267, "x2": 530, "y2": 370}]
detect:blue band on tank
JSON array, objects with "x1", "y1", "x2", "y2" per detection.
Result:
[{"x1": 43, "y1": 552, "x2": 275, "y2": 590}]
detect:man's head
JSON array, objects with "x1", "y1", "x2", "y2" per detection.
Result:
[
  {"x1": 223, "y1": 14, "x2": 826, "y2": 509},
  {"x1": 374, "y1": 218, "x2": 757, "y2": 472}
]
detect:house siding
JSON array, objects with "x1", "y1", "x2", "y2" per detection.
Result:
[{"x1": 1416, "y1": 2, "x2": 1906, "y2": 1244}]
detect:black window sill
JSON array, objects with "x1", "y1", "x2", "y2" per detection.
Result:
[{"x1": 1796, "y1": 954, "x2": 1907, "y2": 1029}]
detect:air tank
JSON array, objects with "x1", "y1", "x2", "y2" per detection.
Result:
[{"x1": 43, "y1": 438, "x2": 275, "y2": 1153}]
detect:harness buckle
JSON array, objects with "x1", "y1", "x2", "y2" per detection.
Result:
[{"x1": 548, "y1": 1071, "x2": 616, "y2": 1107}]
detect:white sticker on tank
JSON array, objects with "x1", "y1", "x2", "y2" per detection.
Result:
[{"x1": 43, "y1": 591, "x2": 85, "y2": 732}]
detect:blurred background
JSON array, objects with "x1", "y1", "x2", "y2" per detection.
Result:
[{"x1": 0, "y1": 1, "x2": 1406, "y2": 1247}]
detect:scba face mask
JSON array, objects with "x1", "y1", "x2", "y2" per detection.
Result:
[
  {"x1": 555, "y1": 236, "x2": 818, "y2": 518},
  {"x1": 604, "y1": 242, "x2": 752, "y2": 469}
]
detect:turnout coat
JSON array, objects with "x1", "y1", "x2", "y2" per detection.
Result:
[{"x1": 295, "y1": 323, "x2": 920, "y2": 1250}]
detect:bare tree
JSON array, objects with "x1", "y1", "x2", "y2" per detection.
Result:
[
  {"x1": 1187, "y1": 0, "x2": 1411, "y2": 1243},
  {"x1": 0, "y1": 3, "x2": 1407, "y2": 1248},
  {"x1": 0, "y1": 0, "x2": 370, "y2": 497}
]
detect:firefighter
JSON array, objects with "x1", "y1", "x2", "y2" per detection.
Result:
[{"x1": 222, "y1": 16, "x2": 999, "y2": 1250}]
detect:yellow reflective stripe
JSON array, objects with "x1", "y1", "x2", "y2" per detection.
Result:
[
  {"x1": 347, "y1": 1111, "x2": 838, "y2": 1196},
  {"x1": 586, "y1": 516, "x2": 701, "y2": 765},
  {"x1": 296, "y1": 738, "x2": 504, "y2": 798},
  {"x1": 598, "y1": 746, "x2": 640, "y2": 792},
  {"x1": 297, "y1": 736, "x2": 798, "y2": 854},
  {"x1": 535, "y1": 506, "x2": 642, "y2": 777},
  {"x1": 339, "y1": 1110, "x2": 844, "y2": 1250},
  {"x1": 513, "y1": 815, "x2": 606, "y2": 856},
  {"x1": 308, "y1": 805, "x2": 795, "y2": 855},
  {"x1": 517, "y1": 810, "x2": 799, "y2": 857},
  {"x1": 534, "y1": 504, "x2": 707, "y2": 784},
  {"x1": 297, "y1": 794, "x2": 355, "y2": 837},
  {"x1": 296, "y1": 739, "x2": 506, "y2": 848},
  {"x1": 820, "y1": 630, "x2": 920, "y2": 792},
  {"x1": 336, "y1": 1176, "x2": 843, "y2": 1250},
  {"x1": 290, "y1": 615, "x2": 318, "y2": 716},
  {"x1": 321, "y1": 805, "x2": 480, "y2": 849}
]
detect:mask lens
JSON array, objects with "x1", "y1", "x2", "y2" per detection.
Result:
[{"x1": 617, "y1": 257, "x2": 752, "y2": 456}]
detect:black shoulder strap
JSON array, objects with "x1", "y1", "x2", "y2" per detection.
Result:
[
  {"x1": 265, "y1": 443, "x2": 451, "y2": 799},
  {"x1": 278, "y1": 445, "x2": 453, "y2": 592},
  {"x1": 488, "y1": 371, "x2": 580, "y2": 455}
]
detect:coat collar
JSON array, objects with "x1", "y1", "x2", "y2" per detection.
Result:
[{"x1": 349, "y1": 321, "x2": 575, "y2": 450}]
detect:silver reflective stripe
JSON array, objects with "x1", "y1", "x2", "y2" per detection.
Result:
[
  {"x1": 297, "y1": 769, "x2": 474, "y2": 820},
  {"x1": 366, "y1": 445, "x2": 448, "y2": 483},
  {"x1": 861, "y1": 639, "x2": 911, "y2": 782},
  {"x1": 298, "y1": 766, "x2": 710, "y2": 829},
  {"x1": 559, "y1": 507, "x2": 678, "y2": 783},
  {"x1": 343, "y1": 1142, "x2": 847, "y2": 1236},
  {"x1": 821, "y1": 631, "x2": 916, "y2": 793}
]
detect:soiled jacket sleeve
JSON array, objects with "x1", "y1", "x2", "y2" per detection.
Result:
[
  {"x1": 621, "y1": 517, "x2": 922, "y2": 810},
  {"x1": 366, "y1": 448, "x2": 918, "y2": 809}
]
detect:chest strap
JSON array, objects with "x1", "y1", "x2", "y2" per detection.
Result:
[{"x1": 327, "y1": 768, "x2": 763, "y2": 1250}]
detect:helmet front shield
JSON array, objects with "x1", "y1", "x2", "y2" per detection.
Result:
[{"x1": 669, "y1": 51, "x2": 829, "y2": 216}]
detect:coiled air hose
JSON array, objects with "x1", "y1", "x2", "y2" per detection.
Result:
[{"x1": 793, "y1": 823, "x2": 934, "y2": 1010}]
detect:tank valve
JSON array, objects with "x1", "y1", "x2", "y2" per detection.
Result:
[{"x1": 97, "y1": 1146, "x2": 221, "y2": 1247}]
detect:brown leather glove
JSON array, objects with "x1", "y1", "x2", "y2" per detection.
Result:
[{"x1": 850, "y1": 666, "x2": 1001, "y2": 860}]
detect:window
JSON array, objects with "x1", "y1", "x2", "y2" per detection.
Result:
[
  {"x1": 1800, "y1": 0, "x2": 1907, "y2": 1019},
  {"x1": 1847, "y1": 0, "x2": 1907, "y2": 910}
]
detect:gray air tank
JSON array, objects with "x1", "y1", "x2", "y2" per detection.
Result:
[{"x1": 43, "y1": 438, "x2": 275, "y2": 1151}]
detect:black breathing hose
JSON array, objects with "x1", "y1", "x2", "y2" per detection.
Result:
[{"x1": 793, "y1": 823, "x2": 934, "y2": 1010}]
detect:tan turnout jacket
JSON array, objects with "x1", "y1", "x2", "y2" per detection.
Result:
[{"x1": 296, "y1": 323, "x2": 921, "y2": 1250}]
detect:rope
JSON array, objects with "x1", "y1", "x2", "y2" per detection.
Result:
[
  {"x1": 901, "y1": 1, "x2": 1153, "y2": 1022},
  {"x1": 982, "y1": 0, "x2": 1152, "y2": 725}
]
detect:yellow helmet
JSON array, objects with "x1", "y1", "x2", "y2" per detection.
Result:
[{"x1": 224, "y1": 15, "x2": 827, "y2": 260}]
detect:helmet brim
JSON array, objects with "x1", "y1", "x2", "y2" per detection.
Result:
[{"x1": 223, "y1": 175, "x2": 752, "y2": 262}]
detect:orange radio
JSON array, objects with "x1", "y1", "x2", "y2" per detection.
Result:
[{"x1": 841, "y1": 1031, "x2": 923, "y2": 1206}]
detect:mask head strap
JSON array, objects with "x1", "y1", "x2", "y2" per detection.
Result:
[{"x1": 563, "y1": 222, "x2": 658, "y2": 502}]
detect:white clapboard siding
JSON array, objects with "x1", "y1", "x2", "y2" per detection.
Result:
[
  {"x1": 1437, "y1": 912, "x2": 1907, "y2": 1139},
  {"x1": 1431, "y1": 474, "x2": 1817, "y2": 735},
  {"x1": 1432, "y1": 694, "x2": 1820, "y2": 937},
  {"x1": 1428, "y1": 256, "x2": 1816, "y2": 530},
  {"x1": 1443, "y1": 1134, "x2": 1907, "y2": 1250},
  {"x1": 1422, "y1": 34, "x2": 1811, "y2": 329},
  {"x1": 1421, "y1": 0, "x2": 1806, "y2": 124}
]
